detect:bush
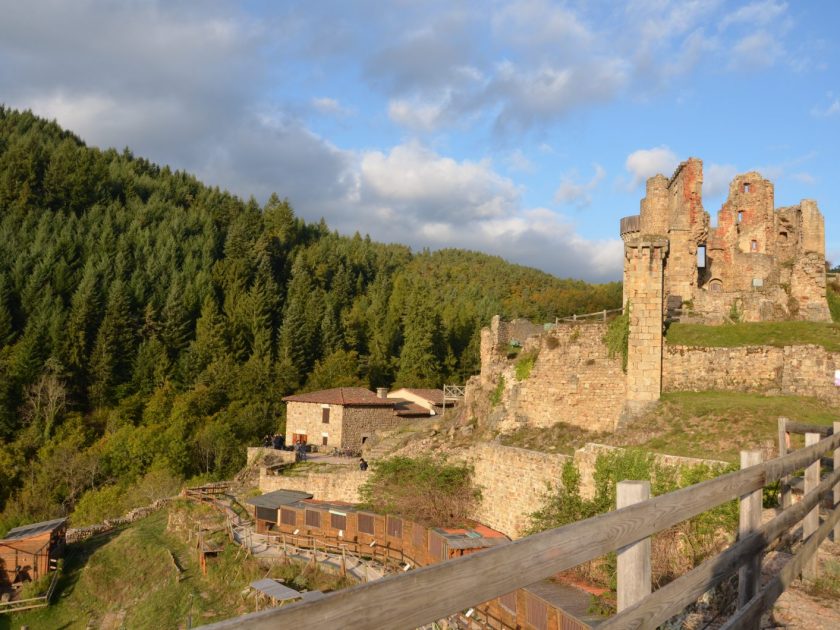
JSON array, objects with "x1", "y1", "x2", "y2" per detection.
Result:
[
  {"x1": 827, "y1": 283, "x2": 840, "y2": 323},
  {"x1": 514, "y1": 350, "x2": 538, "y2": 381},
  {"x1": 359, "y1": 455, "x2": 481, "y2": 527},
  {"x1": 490, "y1": 376, "x2": 505, "y2": 407},
  {"x1": 603, "y1": 304, "x2": 630, "y2": 371}
]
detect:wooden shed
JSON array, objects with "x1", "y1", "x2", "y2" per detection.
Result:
[
  {"x1": 0, "y1": 517, "x2": 67, "y2": 586},
  {"x1": 245, "y1": 490, "x2": 313, "y2": 534}
]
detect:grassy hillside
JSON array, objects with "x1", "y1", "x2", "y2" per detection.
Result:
[
  {"x1": 1, "y1": 502, "x2": 351, "y2": 629},
  {"x1": 666, "y1": 321, "x2": 840, "y2": 352},
  {"x1": 501, "y1": 391, "x2": 840, "y2": 463}
]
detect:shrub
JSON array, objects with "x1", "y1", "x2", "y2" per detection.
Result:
[
  {"x1": 603, "y1": 304, "x2": 630, "y2": 371},
  {"x1": 490, "y1": 376, "x2": 505, "y2": 407},
  {"x1": 827, "y1": 283, "x2": 840, "y2": 323},
  {"x1": 514, "y1": 350, "x2": 538, "y2": 381},
  {"x1": 359, "y1": 455, "x2": 481, "y2": 527}
]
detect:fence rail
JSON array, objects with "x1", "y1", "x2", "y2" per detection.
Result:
[
  {"x1": 556, "y1": 308, "x2": 623, "y2": 324},
  {"x1": 204, "y1": 424, "x2": 840, "y2": 630},
  {"x1": 0, "y1": 566, "x2": 61, "y2": 614}
]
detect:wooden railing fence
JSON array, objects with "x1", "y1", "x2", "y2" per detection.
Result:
[
  {"x1": 203, "y1": 420, "x2": 840, "y2": 630},
  {"x1": 556, "y1": 308, "x2": 623, "y2": 324}
]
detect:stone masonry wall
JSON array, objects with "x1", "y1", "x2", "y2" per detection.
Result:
[
  {"x1": 285, "y1": 402, "x2": 346, "y2": 449},
  {"x1": 342, "y1": 407, "x2": 406, "y2": 450},
  {"x1": 624, "y1": 237, "x2": 667, "y2": 416},
  {"x1": 663, "y1": 344, "x2": 840, "y2": 405},
  {"x1": 259, "y1": 466, "x2": 368, "y2": 503}
]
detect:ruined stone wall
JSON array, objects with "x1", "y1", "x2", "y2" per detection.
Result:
[
  {"x1": 624, "y1": 237, "x2": 667, "y2": 416},
  {"x1": 342, "y1": 407, "x2": 406, "y2": 450},
  {"x1": 478, "y1": 316, "x2": 544, "y2": 388},
  {"x1": 506, "y1": 323, "x2": 626, "y2": 432},
  {"x1": 663, "y1": 344, "x2": 840, "y2": 405},
  {"x1": 259, "y1": 466, "x2": 368, "y2": 503}
]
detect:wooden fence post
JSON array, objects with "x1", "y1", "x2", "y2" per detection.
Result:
[
  {"x1": 834, "y1": 421, "x2": 840, "y2": 544},
  {"x1": 738, "y1": 450, "x2": 763, "y2": 612},
  {"x1": 804, "y1": 432, "x2": 821, "y2": 580},
  {"x1": 617, "y1": 480, "x2": 651, "y2": 612},
  {"x1": 778, "y1": 417, "x2": 791, "y2": 508}
]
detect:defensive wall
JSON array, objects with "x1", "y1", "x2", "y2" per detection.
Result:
[{"x1": 258, "y1": 442, "x2": 725, "y2": 539}]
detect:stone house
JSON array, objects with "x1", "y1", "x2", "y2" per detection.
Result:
[{"x1": 283, "y1": 387, "x2": 421, "y2": 451}]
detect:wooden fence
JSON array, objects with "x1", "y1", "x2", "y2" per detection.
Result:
[
  {"x1": 556, "y1": 308, "x2": 623, "y2": 324},
  {"x1": 204, "y1": 420, "x2": 840, "y2": 630},
  {"x1": 0, "y1": 565, "x2": 60, "y2": 614}
]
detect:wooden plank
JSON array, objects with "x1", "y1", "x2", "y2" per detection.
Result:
[
  {"x1": 835, "y1": 422, "x2": 840, "y2": 544},
  {"x1": 201, "y1": 434, "x2": 840, "y2": 630},
  {"x1": 778, "y1": 417, "x2": 791, "y2": 509},
  {"x1": 803, "y1": 432, "x2": 821, "y2": 580},
  {"x1": 784, "y1": 422, "x2": 832, "y2": 437},
  {"x1": 738, "y1": 451, "x2": 762, "y2": 616},
  {"x1": 720, "y1": 503, "x2": 840, "y2": 630},
  {"x1": 617, "y1": 481, "x2": 651, "y2": 612},
  {"x1": 600, "y1": 466, "x2": 840, "y2": 630}
]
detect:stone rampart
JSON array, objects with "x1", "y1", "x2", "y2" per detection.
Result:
[
  {"x1": 663, "y1": 344, "x2": 840, "y2": 405},
  {"x1": 259, "y1": 466, "x2": 368, "y2": 503}
]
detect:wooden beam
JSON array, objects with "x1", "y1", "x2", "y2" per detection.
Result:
[
  {"x1": 617, "y1": 481, "x2": 651, "y2": 612},
  {"x1": 803, "y1": 432, "x2": 821, "y2": 580},
  {"x1": 737, "y1": 451, "x2": 763, "y2": 621},
  {"x1": 778, "y1": 417, "x2": 791, "y2": 509}
]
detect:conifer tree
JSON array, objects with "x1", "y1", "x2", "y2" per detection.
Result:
[{"x1": 89, "y1": 282, "x2": 135, "y2": 406}]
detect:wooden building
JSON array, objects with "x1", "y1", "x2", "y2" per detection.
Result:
[
  {"x1": 247, "y1": 488, "x2": 605, "y2": 628},
  {"x1": 0, "y1": 517, "x2": 66, "y2": 586}
]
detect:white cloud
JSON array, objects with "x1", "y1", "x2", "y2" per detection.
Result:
[
  {"x1": 728, "y1": 31, "x2": 783, "y2": 69},
  {"x1": 791, "y1": 172, "x2": 816, "y2": 185},
  {"x1": 719, "y1": 1, "x2": 788, "y2": 30},
  {"x1": 625, "y1": 146, "x2": 680, "y2": 188},
  {"x1": 387, "y1": 98, "x2": 449, "y2": 131},
  {"x1": 312, "y1": 97, "x2": 351, "y2": 117},
  {"x1": 704, "y1": 163, "x2": 739, "y2": 198},
  {"x1": 811, "y1": 94, "x2": 840, "y2": 117},
  {"x1": 554, "y1": 164, "x2": 606, "y2": 208},
  {"x1": 504, "y1": 149, "x2": 535, "y2": 173}
]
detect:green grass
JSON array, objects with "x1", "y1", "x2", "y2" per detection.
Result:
[
  {"x1": 1, "y1": 501, "x2": 353, "y2": 629},
  {"x1": 666, "y1": 321, "x2": 840, "y2": 352},
  {"x1": 603, "y1": 391, "x2": 840, "y2": 463}
]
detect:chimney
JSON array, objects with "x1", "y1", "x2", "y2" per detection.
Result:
[{"x1": 377, "y1": 387, "x2": 388, "y2": 399}]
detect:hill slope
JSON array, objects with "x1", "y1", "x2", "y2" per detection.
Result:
[{"x1": 0, "y1": 107, "x2": 619, "y2": 532}]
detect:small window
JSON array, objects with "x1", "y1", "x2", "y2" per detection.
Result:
[
  {"x1": 330, "y1": 512, "x2": 346, "y2": 530},
  {"x1": 358, "y1": 513, "x2": 375, "y2": 535},
  {"x1": 387, "y1": 516, "x2": 403, "y2": 538},
  {"x1": 737, "y1": 211, "x2": 743, "y2": 223},
  {"x1": 500, "y1": 591, "x2": 517, "y2": 614},
  {"x1": 697, "y1": 244, "x2": 706, "y2": 268},
  {"x1": 322, "y1": 435, "x2": 328, "y2": 446},
  {"x1": 743, "y1": 182, "x2": 750, "y2": 193},
  {"x1": 709, "y1": 279, "x2": 723, "y2": 293},
  {"x1": 751, "y1": 240, "x2": 758, "y2": 252},
  {"x1": 779, "y1": 231, "x2": 788, "y2": 241},
  {"x1": 280, "y1": 508, "x2": 297, "y2": 526},
  {"x1": 305, "y1": 509, "x2": 321, "y2": 528},
  {"x1": 322, "y1": 407, "x2": 330, "y2": 424}
]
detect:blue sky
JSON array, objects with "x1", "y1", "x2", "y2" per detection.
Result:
[{"x1": 1, "y1": 0, "x2": 838, "y2": 281}]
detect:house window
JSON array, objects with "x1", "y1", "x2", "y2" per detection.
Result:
[
  {"x1": 387, "y1": 516, "x2": 403, "y2": 538},
  {"x1": 751, "y1": 240, "x2": 758, "y2": 252},
  {"x1": 330, "y1": 512, "x2": 347, "y2": 530},
  {"x1": 322, "y1": 435, "x2": 328, "y2": 446},
  {"x1": 358, "y1": 513, "x2": 375, "y2": 535},
  {"x1": 743, "y1": 182, "x2": 751, "y2": 193},
  {"x1": 305, "y1": 510, "x2": 321, "y2": 529},
  {"x1": 500, "y1": 591, "x2": 517, "y2": 614},
  {"x1": 280, "y1": 508, "x2": 296, "y2": 526},
  {"x1": 321, "y1": 406, "x2": 330, "y2": 424}
]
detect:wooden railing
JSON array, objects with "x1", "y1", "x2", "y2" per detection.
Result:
[
  {"x1": 556, "y1": 308, "x2": 623, "y2": 324},
  {"x1": 0, "y1": 566, "x2": 61, "y2": 614},
  {"x1": 203, "y1": 422, "x2": 840, "y2": 630}
]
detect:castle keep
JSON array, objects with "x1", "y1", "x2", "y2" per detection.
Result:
[{"x1": 620, "y1": 158, "x2": 830, "y2": 323}]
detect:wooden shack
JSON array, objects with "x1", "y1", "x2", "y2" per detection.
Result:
[
  {"x1": 0, "y1": 517, "x2": 67, "y2": 586},
  {"x1": 245, "y1": 489, "x2": 313, "y2": 534}
]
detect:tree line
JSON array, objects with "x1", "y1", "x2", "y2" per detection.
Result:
[{"x1": 0, "y1": 107, "x2": 620, "y2": 531}]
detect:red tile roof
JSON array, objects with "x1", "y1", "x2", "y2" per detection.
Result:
[{"x1": 282, "y1": 387, "x2": 395, "y2": 407}]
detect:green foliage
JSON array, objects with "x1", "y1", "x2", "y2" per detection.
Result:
[
  {"x1": 0, "y1": 106, "x2": 620, "y2": 527},
  {"x1": 514, "y1": 349, "x2": 538, "y2": 381},
  {"x1": 603, "y1": 303, "x2": 630, "y2": 371},
  {"x1": 666, "y1": 321, "x2": 840, "y2": 353},
  {"x1": 359, "y1": 455, "x2": 480, "y2": 527},
  {"x1": 728, "y1": 300, "x2": 741, "y2": 323},
  {"x1": 827, "y1": 283, "x2": 840, "y2": 323},
  {"x1": 490, "y1": 375, "x2": 505, "y2": 407}
]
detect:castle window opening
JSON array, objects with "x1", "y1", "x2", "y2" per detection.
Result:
[
  {"x1": 697, "y1": 244, "x2": 706, "y2": 268},
  {"x1": 743, "y1": 182, "x2": 751, "y2": 193},
  {"x1": 779, "y1": 231, "x2": 788, "y2": 241},
  {"x1": 709, "y1": 279, "x2": 722, "y2": 292},
  {"x1": 737, "y1": 211, "x2": 743, "y2": 223},
  {"x1": 751, "y1": 239, "x2": 758, "y2": 252}
]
